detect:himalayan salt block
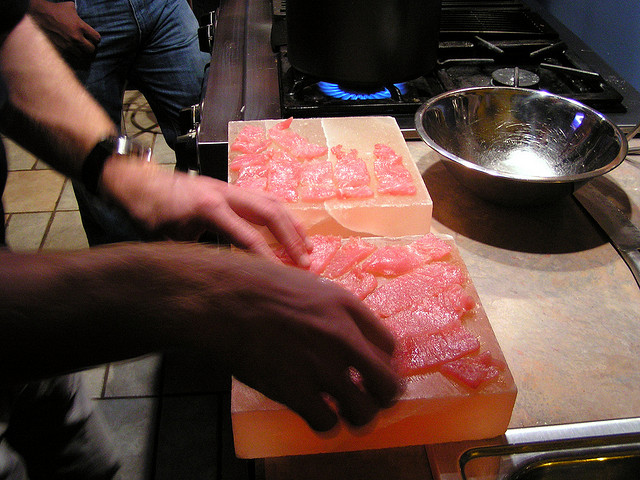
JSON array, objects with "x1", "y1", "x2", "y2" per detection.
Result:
[
  {"x1": 231, "y1": 235, "x2": 517, "y2": 459},
  {"x1": 228, "y1": 116, "x2": 432, "y2": 238}
]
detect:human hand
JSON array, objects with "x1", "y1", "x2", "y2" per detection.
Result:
[
  {"x1": 100, "y1": 159, "x2": 312, "y2": 266},
  {"x1": 29, "y1": 0, "x2": 101, "y2": 60},
  {"x1": 190, "y1": 252, "x2": 402, "y2": 431}
]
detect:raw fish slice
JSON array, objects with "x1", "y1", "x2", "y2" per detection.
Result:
[
  {"x1": 266, "y1": 151, "x2": 301, "y2": 203},
  {"x1": 235, "y1": 165, "x2": 268, "y2": 192},
  {"x1": 331, "y1": 145, "x2": 374, "y2": 199},
  {"x1": 360, "y1": 244, "x2": 425, "y2": 277},
  {"x1": 336, "y1": 185, "x2": 375, "y2": 199},
  {"x1": 299, "y1": 160, "x2": 337, "y2": 202},
  {"x1": 383, "y1": 297, "x2": 465, "y2": 338},
  {"x1": 439, "y1": 351, "x2": 501, "y2": 389},
  {"x1": 373, "y1": 143, "x2": 417, "y2": 196},
  {"x1": 307, "y1": 235, "x2": 342, "y2": 274},
  {"x1": 364, "y1": 262, "x2": 466, "y2": 317},
  {"x1": 334, "y1": 266, "x2": 378, "y2": 300},
  {"x1": 272, "y1": 234, "x2": 343, "y2": 274},
  {"x1": 322, "y1": 237, "x2": 376, "y2": 279},
  {"x1": 411, "y1": 233, "x2": 452, "y2": 262},
  {"x1": 394, "y1": 325, "x2": 481, "y2": 375},
  {"x1": 230, "y1": 124, "x2": 271, "y2": 154},
  {"x1": 437, "y1": 284, "x2": 476, "y2": 314},
  {"x1": 268, "y1": 117, "x2": 328, "y2": 159},
  {"x1": 229, "y1": 152, "x2": 271, "y2": 172},
  {"x1": 272, "y1": 245, "x2": 296, "y2": 267}
]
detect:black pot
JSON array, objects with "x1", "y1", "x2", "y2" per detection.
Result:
[{"x1": 286, "y1": 0, "x2": 442, "y2": 87}]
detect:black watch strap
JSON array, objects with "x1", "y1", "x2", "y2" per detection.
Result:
[{"x1": 81, "y1": 136, "x2": 151, "y2": 195}]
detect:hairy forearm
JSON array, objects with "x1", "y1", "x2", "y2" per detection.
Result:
[
  {"x1": 0, "y1": 243, "x2": 235, "y2": 384},
  {"x1": 0, "y1": 14, "x2": 115, "y2": 178}
]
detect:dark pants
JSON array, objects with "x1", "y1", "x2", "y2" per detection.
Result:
[{"x1": 0, "y1": 375, "x2": 120, "y2": 479}]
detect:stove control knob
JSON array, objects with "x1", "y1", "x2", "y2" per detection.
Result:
[
  {"x1": 198, "y1": 9, "x2": 218, "y2": 53},
  {"x1": 176, "y1": 104, "x2": 201, "y2": 174}
]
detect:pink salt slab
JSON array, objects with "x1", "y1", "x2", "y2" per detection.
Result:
[
  {"x1": 231, "y1": 235, "x2": 517, "y2": 459},
  {"x1": 228, "y1": 117, "x2": 432, "y2": 238}
]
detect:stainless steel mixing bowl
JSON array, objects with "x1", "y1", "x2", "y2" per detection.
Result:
[{"x1": 415, "y1": 86, "x2": 629, "y2": 205}]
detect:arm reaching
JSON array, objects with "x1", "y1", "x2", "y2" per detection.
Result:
[
  {"x1": 0, "y1": 243, "x2": 401, "y2": 430},
  {"x1": 0, "y1": 15, "x2": 310, "y2": 264}
]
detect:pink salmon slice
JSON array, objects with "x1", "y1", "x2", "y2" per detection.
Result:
[
  {"x1": 267, "y1": 117, "x2": 328, "y2": 159},
  {"x1": 364, "y1": 262, "x2": 466, "y2": 318},
  {"x1": 235, "y1": 165, "x2": 268, "y2": 192},
  {"x1": 331, "y1": 145, "x2": 374, "y2": 199},
  {"x1": 307, "y1": 235, "x2": 342, "y2": 274},
  {"x1": 299, "y1": 160, "x2": 337, "y2": 202},
  {"x1": 322, "y1": 237, "x2": 377, "y2": 279},
  {"x1": 394, "y1": 325, "x2": 480, "y2": 375},
  {"x1": 333, "y1": 266, "x2": 378, "y2": 300},
  {"x1": 373, "y1": 143, "x2": 417, "y2": 196},
  {"x1": 229, "y1": 152, "x2": 271, "y2": 172},
  {"x1": 411, "y1": 233, "x2": 453, "y2": 262},
  {"x1": 266, "y1": 151, "x2": 301, "y2": 203},
  {"x1": 383, "y1": 295, "x2": 466, "y2": 338},
  {"x1": 360, "y1": 244, "x2": 426, "y2": 277},
  {"x1": 230, "y1": 124, "x2": 270, "y2": 154},
  {"x1": 439, "y1": 351, "x2": 501, "y2": 389}
]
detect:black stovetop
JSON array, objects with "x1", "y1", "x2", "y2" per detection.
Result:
[
  {"x1": 196, "y1": 0, "x2": 640, "y2": 179},
  {"x1": 275, "y1": 0, "x2": 625, "y2": 122}
]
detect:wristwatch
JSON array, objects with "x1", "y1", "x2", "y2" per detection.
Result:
[{"x1": 81, "y1": 136, "x2": 152, "y2": 195}]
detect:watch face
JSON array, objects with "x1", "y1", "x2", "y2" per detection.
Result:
[{"x1": 82, "y1": 136, "x2": 151, "y2": 194}]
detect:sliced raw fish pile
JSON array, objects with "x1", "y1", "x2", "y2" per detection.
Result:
[
  {"x1": 229, "y1": 119, "x2": 420, "y2": 204},
  {"x1": 275, "y1": 233, "x2": 505, "y2": 389}
]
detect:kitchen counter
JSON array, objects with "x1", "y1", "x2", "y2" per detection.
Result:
[{"x1": 259, "y1": 140, "x2": 640, "y2": 480}]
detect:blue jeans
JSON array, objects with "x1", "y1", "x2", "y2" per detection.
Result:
[{"x1": 67, "y1": 0, "x2": 211, "y2": 245}]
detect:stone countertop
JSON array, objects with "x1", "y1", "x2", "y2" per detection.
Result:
[
  {"x1": 410, "y1": 139, "x2": 640, "y2": 428},
  {"x1": 261, "y1": 141, "x2": 640, "y2": 480}
]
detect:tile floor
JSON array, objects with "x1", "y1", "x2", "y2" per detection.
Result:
[{"x1": 3, "y1": 91, "x2": 253, "y2": 479}]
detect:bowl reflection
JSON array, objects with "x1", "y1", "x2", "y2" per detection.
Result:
[{"x1": 415, "y1": 87, "x2": 628, "y2": 205}]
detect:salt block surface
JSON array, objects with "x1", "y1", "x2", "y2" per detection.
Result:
[
  {"x1": 231, "y1": 234, "x2": 517, "y2": 459},
  {"x1": 228, "y1": 116, "x2": 432, "y2": 237}
]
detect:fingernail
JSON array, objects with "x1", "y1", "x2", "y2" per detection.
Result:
[
  {"x1": 305, "y1": 238, "x2": 314, "y2": 251},
  {"x1": 299, "y1": 253, "x2": 311, "y2": 268}
]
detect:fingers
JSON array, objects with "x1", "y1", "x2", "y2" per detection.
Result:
[
  {"x1": 215, "y1": 185, "x2": 312, "y2": 266},
  {"x1": 80, "y1": 24, "x2": 101, "y2": 46},
  {"x1": 289, "y1": 391, "x2": 339, "y2": 433},
  {"x1": 291, "y1": 363, "x2": 398, "y2": 431},
  {"x1": 323, "y1": 368, "x2": 381, "y2": 427},
  {"x1": 335, "y1": 294, "x2": 403, "y2": 409},
  {"x1": 345, "y1": 297, "x2": 397, "y2": 356},
  {"x1": 208, "y1": 209, "x2": 281, "y2": 260}
]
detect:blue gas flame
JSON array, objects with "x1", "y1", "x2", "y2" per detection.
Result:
[{"x1": 317, "y1": 82, "x2": 408, "y2": 100}]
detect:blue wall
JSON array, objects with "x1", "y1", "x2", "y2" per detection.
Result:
[{"x1": 529, "y1": 0, "x2": 640, "y2": 93}]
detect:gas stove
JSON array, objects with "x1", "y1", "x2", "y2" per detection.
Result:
[{"x1": 195, "y1": 0, "x2": 640, "y2": 180}]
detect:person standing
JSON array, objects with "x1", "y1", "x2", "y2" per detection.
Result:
[{"x1": 29, "y1": 0, "x2": 212, "y2": 245}]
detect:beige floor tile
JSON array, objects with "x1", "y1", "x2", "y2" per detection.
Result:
[
  {"x1": 5, "y1": 212, "x2": 51, "y2": 251},
  {"x1": 57, "y1": 179, "x2": 80, "y2": 211},
  {"x1": 3, "y1": 137, "x2": 38, "y2": 171},
  {"x1": 152, "y1": 134, "x2": 176, "y2": 165},
  {"x1": 82, "y1": 365, "x2": 108, "y2": 399},
  {"x1": 4, "y1": 169, "x2": 66, "y2": 213},
  {"x1": 129, "y1": 131, "x2": 157, "y2": 148},
  {"x1": 43, "y1": 210, "x2": 88, "y2": 250}
]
